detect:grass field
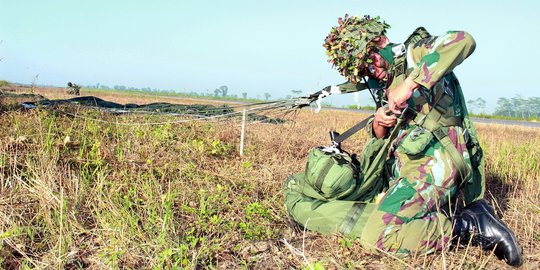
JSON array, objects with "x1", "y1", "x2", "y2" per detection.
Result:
[{"x1": 1, "y1": 86, "x2": 539, "y2": 269}]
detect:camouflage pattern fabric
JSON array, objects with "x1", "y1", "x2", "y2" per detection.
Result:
[
  {"x1": 404, "y1": 31, "x2": 476, "y2": 90},
  {"x1": 389, "y1": 31, "x2": 484, "y2": 204},
  {"x1": 285, "y1": 29, "x2": 484, "y2": 256},
  {"x1": 359, "y1": 124, "x2": 472, "y2": 254},
  {"x1": 360, "y1": 31, "x2": 479, "y2": 254}
]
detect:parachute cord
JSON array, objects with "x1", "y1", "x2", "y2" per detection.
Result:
[
  {"x1": 363, "y1": 76, "x2": 379, "y2": 108},
  {"x1": 48, "y1": 101, "x2": 294, "y2": 126}
]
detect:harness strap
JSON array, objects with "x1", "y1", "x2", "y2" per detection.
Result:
[
  {"x1": 332, "y1": 115, "x2": 374, "y2": 145},
  {"x1": 313, "y1": 156, "x2": 335, "y2": 195},
  {"x1": 414, "y1": 94, "x2": 471, "y2": 187},
  {"x1": 339, "y1": 203, "x2": 377, "y2": 236},
  {"x1": 339, "y1": 202, "x2": 367, "y2": 235},
  {"x1": 432, "y1": 128, "x2": 470, "y2": 187}
]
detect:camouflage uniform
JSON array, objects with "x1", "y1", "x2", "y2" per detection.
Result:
[
  {"x1": 355, "y1": 30, "x2": 478, "y2": 255},
  {"x1": 285, "y1": 30, "x2": 485, "y2": 256}
]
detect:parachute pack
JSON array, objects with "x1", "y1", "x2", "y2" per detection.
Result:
[{"x1": 284, "y1": 108, "x2": 411, "y2": 235}]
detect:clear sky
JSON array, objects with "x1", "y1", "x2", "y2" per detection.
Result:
[{"x1": 1, "y1": 0, "x2": 539, "y2": 112}]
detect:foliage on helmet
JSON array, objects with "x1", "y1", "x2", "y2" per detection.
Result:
[{"x1": 323, "y1": 15, "x2": 390, "y2": 83}]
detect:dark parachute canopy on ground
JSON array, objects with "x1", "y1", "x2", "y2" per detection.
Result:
[{"x1": 19, "y1": 95, "x2": 287, "y2": 124}]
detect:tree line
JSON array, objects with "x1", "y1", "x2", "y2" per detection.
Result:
[
  {"x1": 493, "y1": 95, "x2": 540, "y2": 118},
  {"x1": 467, "y1": 95, "x2": 540, "y2": 119},
  {"x1": 83, "y1": 83, "x2": 310, "y2": 102}
]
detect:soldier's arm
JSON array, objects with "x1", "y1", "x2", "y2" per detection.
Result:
[
  {"x1": 313, "y1": 81, "x2": 368, "y2": 97},
  {"x1": 305, "y1": 80, "x2": 369, "y2": 106},
  {"x1": 407, "y1": 31, "x2": 476, "y2": 89},
  {"x1": 372, "y1": 106, "x2": 397, "y2": 139}
]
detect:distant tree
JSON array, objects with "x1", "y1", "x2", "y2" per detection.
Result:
[
  {"x1": 96, "y1": 83, "x2": 100, "y2": 89},
  {"x1": 494, "y1": 97, "x2": 515, "y2": 117},
  {"x1": 264, "y1": 92, "x2": 271, "y2": 101},
  {"x1": 467, "y1": 97, "x2": 487, "y2": 114},
  {"x1": 467, "y1": 99, "x2": 476, "y2": 114},
  {"x1": 214, "y1": 88, "x2": 221, "y2": 97},
  {"x1": 528, "y1": 97, "x2": 540, "y2": 117},
  {"x1": 242, "y1": 92, "x2": 247, "y2": 99},
  {"x1": 475, "y1": 98, "x2": 486, "y2": 113},
  {"x1": 510, "y1": 95, "x2": 527, "y2": 118},
  {"x1": 219, "y1": 85, "x2": 228, "y2": 97}
]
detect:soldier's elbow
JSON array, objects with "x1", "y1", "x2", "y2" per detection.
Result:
[{"x1": 461, "y1": 31, "x2": 476, "y2": 57}]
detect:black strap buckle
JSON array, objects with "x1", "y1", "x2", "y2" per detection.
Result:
[
  {"x1": 401, "y1": 106, "x2": 418, "y2": 122},
  {"x1": 433, "y1": 128, "x2": 447, "y2": 140}
]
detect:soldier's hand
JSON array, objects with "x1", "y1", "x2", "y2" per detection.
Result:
[
  {"x1": 374, "y1": 106, "x2": 397, "y2": 128},
  {"x1": 388, "y1": 77, "x2": 418, "y2": 114}
]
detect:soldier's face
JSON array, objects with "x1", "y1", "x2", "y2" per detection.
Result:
[{"x1": 365, "y1": 53, "x2": 389, "y2": 80}]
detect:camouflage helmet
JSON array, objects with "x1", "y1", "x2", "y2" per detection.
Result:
[{"x1": 323, "y1": 15, "x2": 390, "y2": 83}]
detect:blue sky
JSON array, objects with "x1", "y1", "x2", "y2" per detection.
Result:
[{"x1": 1, "y1": 0, "x2": 539, "y2": 112}]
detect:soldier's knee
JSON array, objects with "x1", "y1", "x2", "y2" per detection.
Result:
[
  {"x1": 358, "y1": 210, "x2": 389, "y2": 253},
  {"x1": 359, "y1": 231, "x2": 380, "y2": 253}
]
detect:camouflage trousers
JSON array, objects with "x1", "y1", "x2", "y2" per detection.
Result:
[
  {"x1": 285, "y1": 125, "x2": 473, "y2": 256},
  {"x1": 359, "y1": 125, "x2": 472, "y2": 255}
]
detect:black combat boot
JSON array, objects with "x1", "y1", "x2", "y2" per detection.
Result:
[{"x1": 453, "y1": 199, "x2": 523, "y2": 267}]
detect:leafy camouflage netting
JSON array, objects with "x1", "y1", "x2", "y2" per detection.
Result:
[
  {"x1": 323, "y1": 14, "x2": 390, "y2": 83},
  {"x1": 18, "y1": 96, "x2": 286, "y2": 124}
]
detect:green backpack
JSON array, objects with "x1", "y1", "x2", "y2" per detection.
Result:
[
  {"x1": 284, "y1": 109, "x2": 409, "y2": 235},
  {"x1": 301, "y1": 147, "x2": 361, "y2": 201}
]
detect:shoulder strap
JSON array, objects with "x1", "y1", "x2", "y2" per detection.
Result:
[
  {"x1": 414, "y1": 94, "x2": 471, "y2": 188},
  {"x1": 388, "y1": 27, "x2": 433, "y2": 85},
  {"x1": 331, "y1": 115, "x2": 373, "y2": 146}
]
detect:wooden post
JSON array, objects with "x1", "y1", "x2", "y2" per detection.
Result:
[{"x1": 240, "y1": 109, "x2": 246, "y2": 156}]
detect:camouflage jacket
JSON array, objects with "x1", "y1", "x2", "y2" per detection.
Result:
[{"x1": 324, "y1": 29, "x2": 485, "y2": 204}]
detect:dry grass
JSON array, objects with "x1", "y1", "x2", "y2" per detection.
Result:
[{"x1": 0, "y1": 87, "x2": 539, "y2": 269}]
